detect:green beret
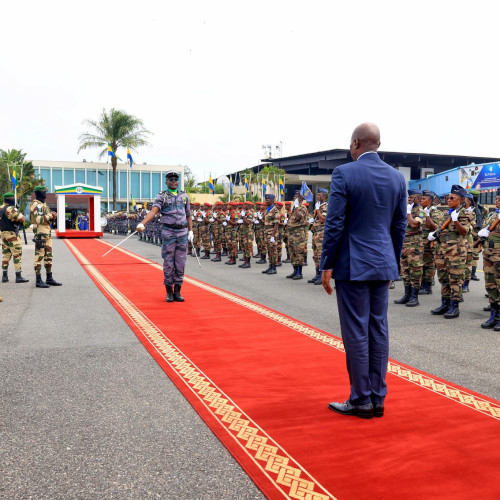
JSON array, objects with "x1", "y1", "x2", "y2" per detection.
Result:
[
  {"x1": 34, "y1": 185, "x2": 47, "y2": 192},
  {"x1": 3, "y1": 192, "x2": 15, "y2": 199}
]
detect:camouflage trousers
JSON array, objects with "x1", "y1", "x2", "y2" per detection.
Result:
[
  {"x1": 435, "y1": 242, "x2": 467, "y2": 301},
  {"x1": 283, "y1": 228, "x2": 290, "y2": 257},
  {"x1": 288, "y1": 226, "x2": 307, "y2": 266},
  {"x1": 34, "y1": 234, "x2": 53, "y2": 274},
  {"x1": 226, "y1": 228, "x2": 239, "y2": 258},
  {"x1": 400, "y1": 236, "x2": 424, "y2": 288},
  {"x1": 264, "y1": 227, "x2": 277, "y2": 265},
  {"x1": 254, "y1": 226, "x2": 266, "y2": 255},
  {"x1": 311, "y1": 228, "x2": 324, "y2": 267},
  {"x1": 422, "y1": 242, "x2": 436, "y2": 283},
  {"x1": 212, "y1": 225, "x2": 223, "y2": 253},
  {"x1": 483, "y1": 246, "x2": 500, "y2": 304},
  {"x1": 239, "y1": 227, "x2": 254, "y2": 258},
  {"x1": 161, "y1": 228, "x2": 188, "y2": 285},
  {"x1": 276, "y1": 226, "x2": 284, "y2": 261},
  {"x1": 193, "y1": 224, "x2": 201, "y2": 249},
  {"x1": 464, "y1": 240, "x2": 474, "y2": 281},
  {"x1": 471, "y1": 238, "x2": 482, "y2": 267},
  {"x1": 199, "y1": 224, "x2": 210, "y2": 251},
  {"x1": 2, "y1": 231, "x2": 23, "y2": 271}
]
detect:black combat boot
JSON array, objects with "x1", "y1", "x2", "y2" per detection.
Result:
[
  {"x1": 484, "y1": 304, "x2": 492, "y2": 311},
  {"x1": 211, "y1": 253, "x2": 221, "y2": 262},
  {"x1": 36, "y1": 275, "x2": 50, "y2": 288},
  {"x1": 15, "y1": 271, "x2": 29, "y2": 283},
  {"x1": 470, "y1": 266, "x2": 480, "y2": 281},
  {"x1": 253, "y1": 251, "x2": 260, "y2": 258},
  {"x1": 165, "y1": 285, "x2": 174, "y2": 302},
  {"x1": 394, "y1": 285, "x2": 411, "y2": 304},
  {"x1": 276, "y1": 257, "x2": 282, "y2": 267},
  {"x1": 292, "y1": 265, "x2": 303, "y2": 280},
  {"x1": 225, "y1": 257, "x2": 236, "y2": 265},
  {"x1": 173, "y1": 284, "x2": 185, "y2": 302},
  {"x1": 221, "y1": 248, "x2": 228, "y2": 256},
  {"x1": 256, "y1": 254, "x2": 267, "y2": 264},
  {"x1": 419, "y1": 280, "x2": 431, "y2": 295},
  {"x1": 239, "y1": 258, "x2": 251, "y2": 269},
  {"x1": 286, "y1": 266, "x2": 297, "y2": 279},
  {"x1": 406, "y1": 287, "x2": 420, "y2": 307},
  {"x1": 444, "y1": 300, "x2": 460, "y2": 319},
  {"x1": 431, "y1": 297, "x2": 450, "y2": 315},
  {"x1": 201, "y1": 250, "x2": 210, "y2": 259},
  {"x1": 481, "y1": 303, "x2": 499, "y2": 329},
  {"x1": 262, "y1": 264, "x2": 272, "y2": 273},
  {"x1": 2, "y1": 270, "x2": 8, "y2": 282},
  {"x1": 314, "y1": 272, "x2": 323, "y2": 285},
  {"x1": 266, "y1": 264, "x2": 277, "y2": 275},
  {"x1": 303, "y1": 257, "x2": 308, "y2": 266},
  {"x1": 282, "y1": 254, "x2": 291, "y2": 264},
  {"x1": 308, "y1": 267, "x2": 320, "y2": 283},
  {"x1": 46, "y1": 273, "x2": 62, "y2": 286},
  {"x1": 462, "y1": 280, "x2": 470, "y2": 293}
]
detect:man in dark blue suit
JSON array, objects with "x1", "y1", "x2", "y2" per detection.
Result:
[{"x1": 320, "y1": 123, "x2": 407, "y2": 419}]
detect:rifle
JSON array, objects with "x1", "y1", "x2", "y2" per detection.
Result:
[
  {"x1": 474, "y1": 214, "x2": 500, "y2": 251},
  {"x1": 15, "y1": 203, "x2": 28, "y2": 245},
  {"x1": 430, "y1": 202, "x2": 466, "y2": 248}
]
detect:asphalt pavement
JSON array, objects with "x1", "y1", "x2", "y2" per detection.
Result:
[{"x1": 1, "y1": 232, "x2": 499, "y2": 499}]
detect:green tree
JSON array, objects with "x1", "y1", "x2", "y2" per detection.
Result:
[
  {"x1": 78, "y1": 108, "x2": 152, "y2": 210},
  {"x1": 0, "y1": 149, "x2": 42, "y2": 213},
  {"x1": 184, "y1": 166, "x2": 199, "y2": 193}
]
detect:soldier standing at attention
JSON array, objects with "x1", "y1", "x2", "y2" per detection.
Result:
[
  {"x1": 137, "y1": 171, "x2": 193, "y2": 303},
  {"x1": 262, "y1": 194, "x2": 280, "y2": 275},
  {"x1": 478, "y1": 188, "x2": 500, "y2": 329},
  {"x1": 225, "y1": 201, "x2": 240, "y2": 265},
  {"x1": 394, "y1": 189, "x2": 425, "y2": 307},
  {"x1": 286, "y1": 191, "x2": 308, "y2": 280},
  {"x1": 308, "y1": 188, "x2": 328, "y2": 284},
  {"x1": 238, "y1": 201, "x2": 255, "y2": 269},
  {"x1": 428, "y1": 185, "x2": 472, "y2": 318},
  {"x1": 419, "y1": 190, "x2": 444, "y2": 295},
  {"x1": 253, "y1": 202, "x2": 266, "y2": 262},
  {"x1": 30, "y1": 186, "x2": 62, "y2": 288},
  {"x1": 191, "y1": 202, "x2": 202, "y2": 256},
  {"x1": 282, "y1": 201, "x2": 292, "y2": 263},
  {"x1": 470, "y1": 194, "x2": 487, "y2": 281},
  {"x1": 1, "y1": 192, "x2": 29, "y2": 283},
  {"x1": 199, "y1": 202, "x2": 212, "y2": 259},
  {"x1": 462, "y1": 193, "x2": 476, "y2": 293},
  {"x1": 211, "y1": 201, "x2": 223, "y2": 262},
  {"x1": 275, "y1": 201, "x2": 286, "y2": 267}
]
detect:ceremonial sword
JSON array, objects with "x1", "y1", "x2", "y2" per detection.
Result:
[{"x1": 102, "y1": 231, "x2": 138, "y2": 257}]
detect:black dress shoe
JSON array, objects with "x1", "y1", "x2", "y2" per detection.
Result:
[
  {"x1": 328, "y1": 400, "x2": 373, "y2": 419},
  {"x1": 373, "y1": 404, "x2": 384, "y2": 418}
]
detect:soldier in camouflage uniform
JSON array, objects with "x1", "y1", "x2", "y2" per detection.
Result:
[
  {"x1": 275, "y1": 202, "x2": 286, "y2": 267},
  {"x1": 1, "y1": 192, "x2": 29, "y2": 283},
  {"x1": 394, "y1": 189, "x2": 425, "y2": 307},
  {"x1": 286, "y1": 191, "x2": 308, "y2": 280},
  {"x1": 282, "y1": 201, "x2": 292, "y2": 263},
  {"x1": 30, "y1": 186, "x2": 62, "y2": 288},
  {"x1": 261, "y1": 194, "x2": 280, "y2": 275},
  {"x1": 253, "y1": 202, "x2": 266, "y2": 262},
  {"x1": 462, "y1": 193, "x2": 476, "y2": 293},
  {"x1": 238, "y1": 201, "x2": 255, "y2": 268},
  {"x1": 308, "y1": 188, "x2": 328, "y2": 284},
  {"x1": 225, "y1": 201, "x2": 240, "y2": 265},
  {"x1": 210, "y1": 201, "x2": 223, "y2": 262},
  {"x1": 199, "y1": 202, "x2": 212, "y2": 259},
  {"x1": 428, "y1": 184, "x2": 472, "y2": 319},
  {"x1": 419, "y1": 190, "x2": 444, "y2": 295},
  {"x1": 470, "y1": 195, "x2": 487, "y2": 281},
  {"x1": 478, "y1": 188, "x2": 500, "y2": 329}
]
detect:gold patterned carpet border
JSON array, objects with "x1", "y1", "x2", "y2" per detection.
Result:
[
  {"x1": 67, "y1": 240, "x2": 336, "y2": 500},
  {"x1": 99, "y1": 241, "x2": 500, "y2": 422}
]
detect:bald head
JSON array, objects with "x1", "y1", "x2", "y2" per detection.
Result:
[{"x1": 350, "y1": 123, "x2": 381, "y2": 161}]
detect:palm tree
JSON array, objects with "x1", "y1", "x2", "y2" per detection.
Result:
[{"x1": 78, "y1": 108, "x2": 152, "y2": 210}]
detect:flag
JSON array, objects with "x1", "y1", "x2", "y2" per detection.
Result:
[
  {"x1": 262, "y1": 177, "x2": 267, "y2": 194},
  {"x1": 229, "y1": 175, "x2": 233, "y2": 196},
  {"x1": 127, "y1": 147, "x2": 133, "y2": 168},
  {"x1": 300, "y1": 181, "x2": 313, "y2": 202},
  {"x1": 11, "y1": 165, "x2": 17, "y2": 189},
  {"x1": 245, "y1": 177, "x2": 249, "y2": 193},
  {"x1": 208, "y1": 175, "x2": 214, "y2": 194},
  {"x1": 131, "y1": 195, "x2": 137, "y2": 211},
  {"x1": 279, "y1": 177, "x2": 284, "y2": 199},
  {"x1": 107, "y1": 143, "x2": 116, "y2": 158}
]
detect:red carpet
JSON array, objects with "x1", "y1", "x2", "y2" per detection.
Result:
[{"x1": 66, "y1": 238, "x2": 500, "y2": 500}]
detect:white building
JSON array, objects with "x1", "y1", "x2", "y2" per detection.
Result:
[{"x1": 32, "y1": 160, "x2": 185, "y2": 212}]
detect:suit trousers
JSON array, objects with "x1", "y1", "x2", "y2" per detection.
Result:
[{"x1": 335, "y1": 280, "x2": 390, "y2": 406}]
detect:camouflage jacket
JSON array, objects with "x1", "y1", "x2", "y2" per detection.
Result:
[
  {"x1": 0, "y1": 203, "x2": 25, "y2": 233},
  {"x1": 30, "y1": 200, "x2": 55, "y2": 236},
  {"x1": 264, "y1": 206, "x2": 280, "y2": 227},
  {"x1": 439, "y1": 207, "x2": 473, "y2": 245},
  {"x1": 484, "y1": 210, "x2": 500, "y2": 243},
  {"x1": 405, "y1": 205, "x2": 424, "y2": 237},
  {"x1": 421, "y1": 206, "x2": 445, "y2": 238},
  {"x1": 311, "y1": 201, "x2": 328, "y2": 231},
  {"x1": 288, "y1": 203, "x2": 308, "y2": 228}
]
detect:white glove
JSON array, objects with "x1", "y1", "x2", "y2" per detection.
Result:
[
  {"x1": 270, "y1": 236, "x2": 275, "y2": 243},
  {"x1": 284, "y1": 218, "x2": 288, "y2": 225},
  {"x1": 188, "y1": 230, "x2": 194, "y2": 242},
  {"x1": 197, "y1": 218, "x2": 203, "y2": 222},
  {"x1": 497, "y1": 212, "x2": 500, "y2": 220},
  {"x1": 241, "y1": 210, "x2": 245, "y2": 216},
  {"x1": 237, "y1": 219, "x2": 244, "y2": 224},
  {"x1": 136, "y1": 223, "x2": 145, "y2": 233},
  {"x1": 308, "y1": 217, "x2": 315, "y2": 224},
  {"x1": 257, "y1": 212, "x2": 262, "y2": 219},
  {"x1": 254, "y1": 220, "x2": 259, "y2": 224},
  {"x1": 407, "y1": 203, "x2": 414, "y2": 215},
  {"x1": 423, "y1": 207, "x2": 430, "y2": 215},
  {"x1": 225, "y1": 215, "x2": 230, "y2": 221},
  {"x1": 478, "y1": 228, "x2": 490, "y2": 238},
  {"x1": 223, "y1": 221, "x2": 227, "y2": 226},
  {"x1": 294, "y1": 199, "x2": 299, "y2": 208},
  {"x1": 450, "y1": 210, "x2": 459, "y2": 222},
  {"x1": 315, "y1": 201, "x2": 320, "y2": 209},
  {"x1": 427, "y1": 231, "x2": 436, "y2": 241},
  {"x1": 209, "y1": 218, "x2": 214, "y2": 222}
]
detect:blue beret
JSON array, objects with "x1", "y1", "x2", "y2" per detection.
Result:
[
  {"x1": 465, "y1": 193, "x2": 473, "y2": 200},
  {"x1": 422, "y1": 190, "x2": 437, "y2": 198},
  {"x1": 264, "y1": 193, "x2": 275, "y2": 200},
  {"x1": 408, "y1": 189, "x2": 422, "y2": 196},
  {"x1": 317, "y1": 188, "x2": 328, "y2": 194},
  {"x1": 450, "y1": 184, "x2": 467, "y2": 197},
  {"x1": 294, "y1": 190, "x2": 301, "y2": 195}
]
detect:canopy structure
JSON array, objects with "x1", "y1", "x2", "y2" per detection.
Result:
[{"x1": 54, "y1": 183, "x2": 104, "y2": 238}]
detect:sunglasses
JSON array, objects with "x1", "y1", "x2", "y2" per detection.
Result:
[{"x1": 167, "y1": 177, "x2": 179, "y2": 181}]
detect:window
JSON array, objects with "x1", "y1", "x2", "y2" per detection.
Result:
[
  {"x1": 119, "y1": 171, "x2": 128, "y2": 199},
  {"x1": 40, "y1": 168, "x2": 51, "y2": 190},
  {"x1": 87, "y1": 169, "x2": 96, "y2": 186},
  {"x1": 131, "y1": 171, "x2": 140, "y2": 198},
  {"x1": 64, "y1": 169, "x2": 74, "y2": 185},
  {"x1": 141, "y1": 172, "x2": 151, "y2": 199},
  {"x1": 445, "y1": 176, "x2": 449, "y2": 181},
  {"x1": 152, "y1": 172, "x2": 161, "y2": 196},
  {"x1": 98, "y1": 170, "x2": 108, "y2": 194},
  {"x1": 75, "y1": 169, "x2": 85, "y2": 184},
  {"x1": 52, "y1": 169, "x2": 63, "y2": 190}
]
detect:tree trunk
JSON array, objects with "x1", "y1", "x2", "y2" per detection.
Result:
[{"x1": 111, "y1": 156, "x2": 117, "y2": 211}]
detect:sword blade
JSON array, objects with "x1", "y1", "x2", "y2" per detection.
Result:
[
  {"x1": 102, "y1": 231, "x2": 138, "y2": 257},
  {"x1": 192, "y1": 245, "x2": 202, "y2": 267}
]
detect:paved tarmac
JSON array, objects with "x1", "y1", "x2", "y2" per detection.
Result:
[{"x1": 1, "y1": 233, "x2": 499, "y2": 499}]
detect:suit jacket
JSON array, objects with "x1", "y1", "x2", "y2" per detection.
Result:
[{"x1": 319, "y1": 152, "x2": 407, "y2": 281}]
